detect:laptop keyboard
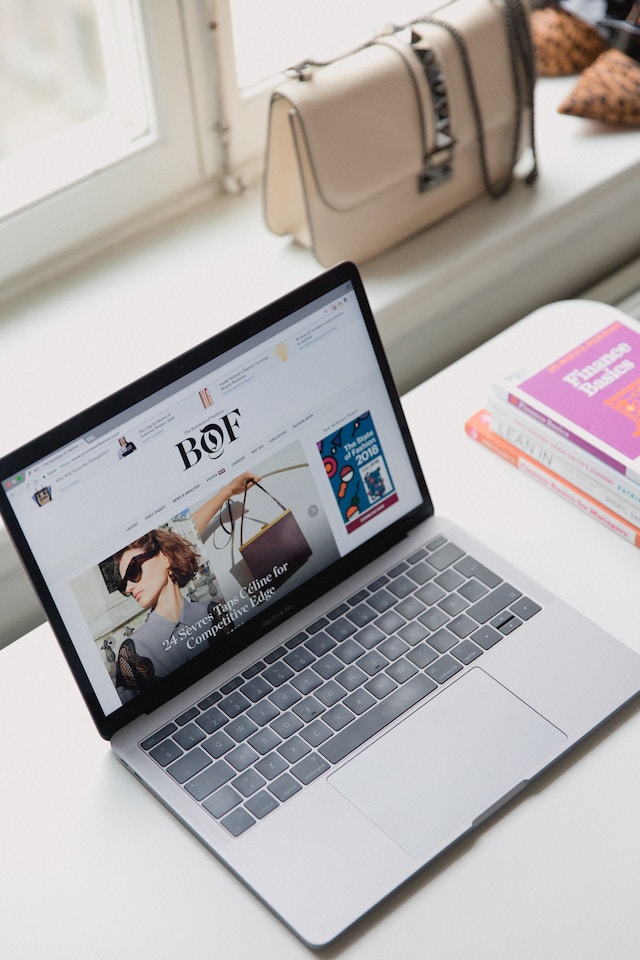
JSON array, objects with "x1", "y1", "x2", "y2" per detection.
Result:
[{"x1": 140, "y1": 535, "x2": 542, "y2": 837}]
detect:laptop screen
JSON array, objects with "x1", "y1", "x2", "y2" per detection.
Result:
[{"x1": 0, "y1": 264, "x2": 431, "y2": 737}]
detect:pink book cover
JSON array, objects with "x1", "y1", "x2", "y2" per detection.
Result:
[{"x1": 505, "y1": 320, "x2": 640, "y2": 482}]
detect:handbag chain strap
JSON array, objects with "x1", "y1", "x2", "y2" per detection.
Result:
[{"x1": 415, "y1": 0, "x2": 538, "y2": 198}]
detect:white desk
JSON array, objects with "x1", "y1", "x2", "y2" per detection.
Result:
[{"x1": 2, "y1": 301, "x2": 640, "y2": 959}]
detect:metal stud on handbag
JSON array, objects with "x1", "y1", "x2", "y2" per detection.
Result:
[{"x1": 264, "y1": 0, "x2": 537, "y2": 266}]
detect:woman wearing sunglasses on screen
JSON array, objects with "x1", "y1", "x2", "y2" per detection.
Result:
[{"x1": 113, "y1": 471, "x2": 259, "y2": 702}]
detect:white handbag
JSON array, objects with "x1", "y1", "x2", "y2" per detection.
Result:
[{"x1": 264, "y1": 0, "x2": 537, "y2": 266}]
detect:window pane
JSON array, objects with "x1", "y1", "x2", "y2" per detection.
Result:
[
  {"x1": 0, "y1": 0, "x2": 109, "y2": 159},
  {"x1": 0, "y1": 0, "x2": 152, "y2": 217}
]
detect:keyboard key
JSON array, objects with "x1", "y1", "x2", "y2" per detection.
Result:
[
  {"x1": 364, "y1": 673, "x2": 398, "y2": 699},
  {"x1": 468, "y1": 583, "x2": 522, "y2": 624},
  {"x1": 454, "y1": 555, "x2": 502, "y2": 588},
  {"x1": 291, "y1": 668, "x2": 322, "y2": 695},
  {"x1": 204, "y1": 784, "x2": 241, "y2": 819},
  {"x1": 344, "y1": 688, "x2": 376, "y2": 715},
  {"x1": 355, "y1": 624, "x2": 386, "y2": 649},
  {"x1": 335, "y1": 638, "x2": 365, "y2": 664},
  {"x1": 471, "y1": 625, "x2": 502, "y2": 649},
  {"x1": 448, "y1": 613, "x2": 477, "y2": 639},
  {"x1": 173, "y1": 722, "x2": 206, "y2": 750},
  {"x1": 510, "y1": 596, "x2": 542, "y2": 620},
  {"x1": 268, "y1": 684, "x2": 301, "y2": 710},
  {"x1": 319, "y1": 674, "x2": 437, "y2": 764},
  {"x1": 291, "y1": 753, "x2": 330, "y2": 785},
  {"x1": 458, "y1": 579, "x2": 489, "y2": 602},
  {"x1": 219, "y1": 691, "x2": 251, "y2": 718},
  {"x1": 419, "y1": 608, "x2": 449, "y2": 631},
  {"x1": 358, "y1": 650, "x2": 389, "y2": 676},
  {"x1": 395, "y1": 596, "x2": 425, "y2": 620},
  {"x1": 406, "y1": 642, "x2": 438, "y2": 669},
  {"x1": 305, "y1": 632, "x2": 336, "y2": 656},
  {"x1": 292, "y1": 696, "x2": 325, "y2": 723},
  {"x1": 221, "y1": 807, "x2": 255, "y2": 836},
  {"x1": 398, "y1": 621, "x2": 429, "y2": 646},
  {"x1": 232, "y1": 769, "x2": 266, "y2": 798},
  {"x1": 438, "y1": 593, "x2": 468, "y2": 616},
  {"x1": 314, "y1": 680, "x2": 345, "y2": 707},
  {"x1": 240, "y1": 676, "x2": 273, "y2": 703},
  {"x1": 435, "y1": 569, "x2": 465, "y2": 592},
  {"x1": 428, "y1": 542, "x2": 465, "y2": 570},
  {"x1": 323, "y1": 703, "x2": 355, "y2": 731},
  {"x1": 167, "y1": 747, "x2": 211, "y2": 784},
  {"x1": 416, "y1": 582, "x2": 446, "y2": 605},
  {"x1": 451, "y1": 639, "x2": 483, "y2": 665},
  {"x1": 246, "y1": 790, "x2": 279, "y2": 820},
  {"x1": 425, "y1": 654, "x2": 463, "y2": 684},
  {"x1": 426, "y1": 628, "x2": 458, "y2": 654},
  {"x1": 187, "y1": 759, "x2": 234, "y2": 800},
  {"x1": 269, "y1": 773, "x2": 302, "y2": 802},
  {"x1": 326, "y1": 618, "x2": 357, "y2": 642},
  {"x1": 255, "y1": 752, "x2": 288, "y2": 780},
  {"x1": 313, "y1": 653, "x2": 343, "y2": 680},
  {"x1": 284, "y1": 647, "x2": 315, "y2": 672},
  {"x1": 386, "y1": 657, "x2": 418, "y2": 683},
  {"x1": 225, "y1": 716, "x2": 258, "y2": 743},
  {"x1": 247, "y1": 699, "x2": 279, "y2": 726},
  {"x1": 387, "y1": 574, "x2": 415, "y2": 599},
  {"x1": 376, "y1": 610, "x2": 406, "y2": 635},
  {"x1": 203, "y1": 731, "x2": 235, "y2": 759},
  {"x1": 278, "y1": 735, "x2": 311, "y2": 763},
  {"x1": 378, "y1": 636, "x2": 409, "y2": 661},
  {"x1": 336, "y1": 665, "x2": 368, "y2": 692},
  {"x1": 142, "y1": 723, "x2": 177, "y2": 751},
  {"x1": 270, "y1": 712, "x2": 303, "y2": 738},
  {"x1": 248, "y1": 727, "x2": 282, "y2": 755},
  {"x1": 368, "y1": 589, "x2": 396, "y2": 614},
  {"x1": 406, "y1": 560, "x2": 437, "y2": 585},
  {"x1": 263, "y1": 661, "x2": 294, "y2": 687},
  {"x1": 346, "y1": 603, "x2": 378, "y2": 628},
  {"x1": 149, "y1": 739, "x2": 182, "y2": 767},
  {"x1": 300, "y1": 719, "x2": 333, "y2": 747},
  {"x1": 227, "y1": 743, "x2": 259, "y2": 771},
  {"x1": 175, "y1": 707, "x2": 199, "y2": 726},
  {"x1": 197, "y1": 705, "x2": 227, "y2": 734},
  {"x1": 197, "y1": 691, "x2": 222, "y2": 710}
]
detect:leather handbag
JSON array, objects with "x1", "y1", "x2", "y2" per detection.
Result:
[
  {"x1": 238, "y1": 479, "x2": 312, "y2": 587},
  {"x1": 264, "y1": 0, "x2": 537, "y2": 266}
]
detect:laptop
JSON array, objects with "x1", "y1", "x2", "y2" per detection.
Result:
[{"x1": 1, "y1": 262, "x2": 639, "y2": 946}]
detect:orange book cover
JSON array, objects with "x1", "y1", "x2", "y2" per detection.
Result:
[{"x1": 465, "y1": 409, "x2": 640, "y2": 548}]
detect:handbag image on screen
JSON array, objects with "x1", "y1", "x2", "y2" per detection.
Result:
[
  {"x1": 264, "y1": 0, "x2": 537, "y2": 266},
  {"x1": 239, "y1": 479, "x2": 312, "y2": 588}
]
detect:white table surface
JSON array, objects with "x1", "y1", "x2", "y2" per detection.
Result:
[{"x1": 2, "y1": 300, "x2": 640, "y2": 960}]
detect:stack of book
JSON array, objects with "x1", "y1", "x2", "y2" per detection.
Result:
[{"x1": 465, "y1": 305, "x2": 640, "y2": 547}]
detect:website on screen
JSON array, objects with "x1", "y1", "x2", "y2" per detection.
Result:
[{"x1": 4, "y1": 287, "x2": 422, "y2": 714}]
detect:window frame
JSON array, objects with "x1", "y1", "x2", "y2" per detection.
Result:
[{"x1": 1, "y1": 0, "x2": 221, "y2": 297}]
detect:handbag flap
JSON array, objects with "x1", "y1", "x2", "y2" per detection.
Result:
[{"x1": 273, "y1": 38, "x2": 431, "y2": 212}]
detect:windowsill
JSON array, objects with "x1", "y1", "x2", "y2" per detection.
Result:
[{"x1": 2, "y1": 74, "x2": 640, "y2": 646}]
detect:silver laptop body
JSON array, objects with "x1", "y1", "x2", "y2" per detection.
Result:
[{"x1": 2, "y1": 262, "x2": 639, "y2": 946}]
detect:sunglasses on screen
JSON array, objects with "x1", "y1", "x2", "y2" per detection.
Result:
[{"x1": 117, "y1": 549, "x2": 159, "y2": 595}]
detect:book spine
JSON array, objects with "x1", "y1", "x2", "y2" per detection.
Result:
[
  {"x1": 465, "y1": 410, "x2": 640, "y2": 548},
  {"x1": 487, "y1": 398, "x2": 640, "y2": 524}
]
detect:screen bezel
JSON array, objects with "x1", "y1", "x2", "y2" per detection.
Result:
[{"x1": 0, "y1": 262, "x2": 434, "y2": 739}]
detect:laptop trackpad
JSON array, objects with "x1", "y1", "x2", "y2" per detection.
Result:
[{"x1": 329, "y1": 669, "x2": 566, "y2": 860}]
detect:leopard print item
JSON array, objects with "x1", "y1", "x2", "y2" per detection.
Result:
[
  {"x1": 558, "y1": 48, "x2": 640, "y2": 125},
  {"x1": 531, "y1": 6, "x2": 606, "y2": 76}
]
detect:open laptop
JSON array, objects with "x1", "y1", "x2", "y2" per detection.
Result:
[{"x1": 1, "y1": 261, "x2": 639, "y2": 946}]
